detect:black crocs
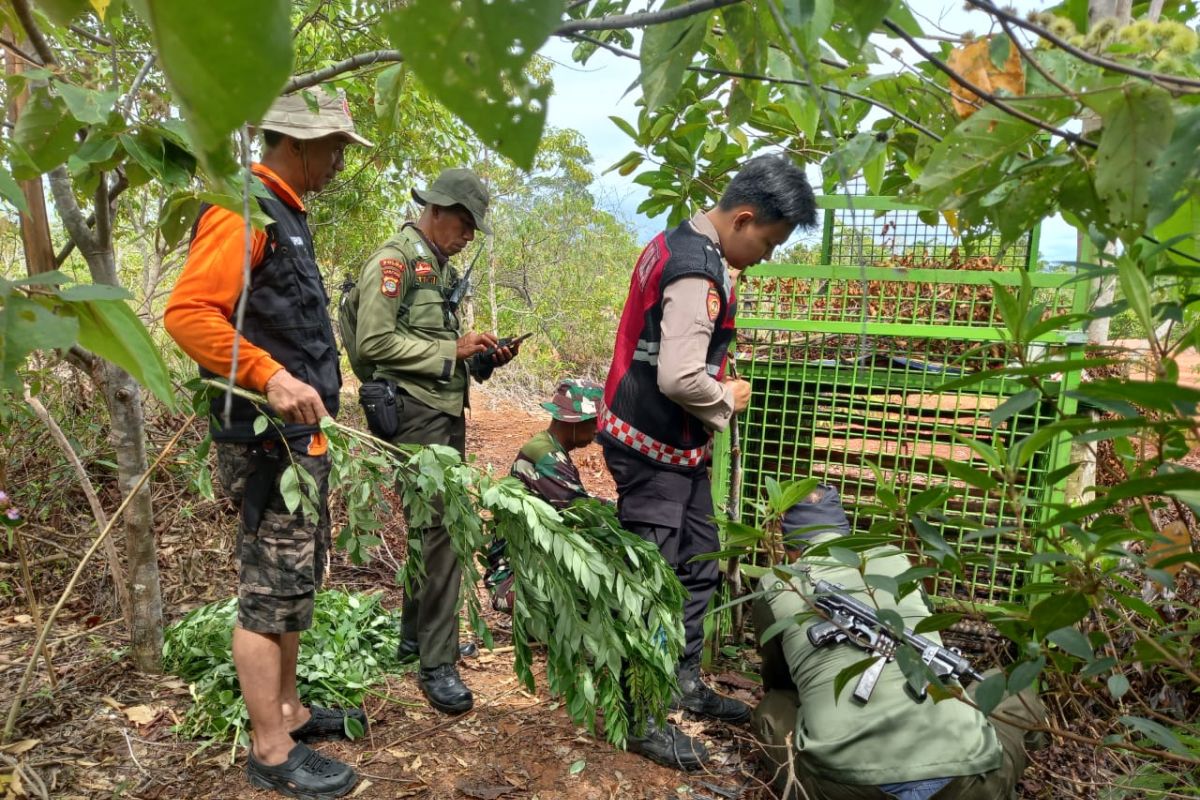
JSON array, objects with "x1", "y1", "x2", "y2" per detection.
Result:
[
  {"x1": 289, "y1": 705, "x2": 368, "y2": 743},
  {"x1": 246, "y1": 742, "x2": 356, "y2": 800}
]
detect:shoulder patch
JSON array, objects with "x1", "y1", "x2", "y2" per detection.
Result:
[
  {"x1": 380, "y1": 260, "x2": 404, "y2": 298},
  {"x1": 706, "y1": 285, "x2": 722, "y2": 321},
  {"x1": 635, "y1": 239, "x2": 662, "y2": 290}
]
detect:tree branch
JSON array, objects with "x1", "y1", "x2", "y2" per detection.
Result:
[
  {"x1": 283, "y1": 49, "x2": 404, "y2": 93},
  {"x1": 996, "y1": 17, "x2": 1078, "y2": 101},
  {"x1": 554, "y1": 0, "x2": 743, "y2": 35},
  {"x1": 68, "y1": 23, "x2": 114, "y2": 48},
  {"x1": 54, "y1": 170, "x2": 128, "y2": 267},
  {"x1": 122, "y1": 54, "x2": 156, "y2": 116},
  {"x1": 881, "y1": 18, "x2": 1097, "y2": 148},
  {"x1": 966, "y1": 0, "x2": 1200, "y2": 92},
  {"x1": 570, "y1": 33, "x2": 943, "y2": 141},
  {"x1": 11, "y1": 0, "x2": 57, "y2": 67},
  {"x1": 0, "y1": 35, "x2": 41, "y2": 67},
  {"x1": 47, "y1": 167, "x2": 96, "y2": 255}
]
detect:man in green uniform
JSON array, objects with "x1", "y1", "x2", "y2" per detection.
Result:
[
  {"x1": 485, "y1": 379, "x2": 608, "y2": 612},
  {"x1": 752, "y1": 488, "x2": 1046, "y2": 799},
  {"x1": 343, "y1": 168, "x2": 517, "y2": 714}
]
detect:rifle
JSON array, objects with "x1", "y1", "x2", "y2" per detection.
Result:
[
  {"x1": 806, "y1": 579, "x2": 983, "y2": 704},
  {"x1": 445, "y1": 245, "x2": 484, "y2": 313}
]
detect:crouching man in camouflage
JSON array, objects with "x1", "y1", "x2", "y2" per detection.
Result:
[{"x1": 485, "y1": 379, "x2": 611, "y2": 611}]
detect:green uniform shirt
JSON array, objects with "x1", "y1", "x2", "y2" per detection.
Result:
[
  {"x1": 349, "y1": 225, "x2": 467, "y2": 416},
  {"x1": 510, "y1": 430, "x2": 589, "y2": 509},
  {"x1": 756, "y1": 537, "x2": 1002, "y2": 786}
]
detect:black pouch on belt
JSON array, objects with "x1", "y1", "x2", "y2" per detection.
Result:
[{"x1": 359, "y1": 379, "x2": 399, "y2": 439}]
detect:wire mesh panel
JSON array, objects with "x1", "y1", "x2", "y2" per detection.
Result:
[{"x1": 715, "y1": 197, "x2": 1087, "y2": 607}]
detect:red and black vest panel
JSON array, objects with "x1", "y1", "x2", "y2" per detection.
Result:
[
  {"x1": 194, "y1": 192, "x2": 342, "y2": 442},
  {"x1": 600, "y1": 220, "x2": 736, "y2": 471}
]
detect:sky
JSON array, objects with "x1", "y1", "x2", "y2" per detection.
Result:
[{"x1": 538, "y1": 1, "x2": 1080, "y2": 264}]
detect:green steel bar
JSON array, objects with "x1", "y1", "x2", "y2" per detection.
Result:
[
  {"x1": 736, "y1": 318, "x2": 1078, "y2": 342},
  {"x1": 816, "y1": 195, "x2": 927, "y2": 211},
  {"x1": 821, "y1": 206, "x2": 835, "y2": 264},
  {"x1": 746, "y1": 263, "x2": 1076, "y2": 288}
]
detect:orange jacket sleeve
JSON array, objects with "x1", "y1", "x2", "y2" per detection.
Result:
[{"x1": 163, "y1": 205, "x2": 282, "y2": 393}]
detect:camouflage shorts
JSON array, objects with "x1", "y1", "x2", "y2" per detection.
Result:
[{"x1": 215, "y1": 441, "x2": 331, "y2": 634}]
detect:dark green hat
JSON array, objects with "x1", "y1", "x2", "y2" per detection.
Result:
[
  {"x1": 411, "y1": 168, "x2": 492, "y2": 235},
  {"x1": 542, "y1": 379, "x2": 604, "y2": 422}
]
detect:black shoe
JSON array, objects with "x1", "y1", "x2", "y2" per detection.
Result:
[
  {"x1": 419, "y1": 663, "x2": 474, "y2": 714},
  {"x1": 289, "y1": 704, "x2": 369, "y2": 743},
  {"x1": 246, "y1": 742, "x2": 356, "y2": 800},
  {"x1": 397, "y1": 639, "x2": 479, "y2": 664},
  {"x1": 674, "y1": 655, "x2": 751, "y2": 724},
  {"x1": 626, "y1": 719, "x2": 708, "y2": 771}
]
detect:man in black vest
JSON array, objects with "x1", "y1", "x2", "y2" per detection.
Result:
[
  {"x1": 599, "y1": 155, "x2": 817, "y2": 770},
  {"x1": 165, "y1": 89, "x2": 370, "y2": 799}
]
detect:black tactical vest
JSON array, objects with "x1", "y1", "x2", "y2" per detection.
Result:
[{"x1": 194, "y1": 191, "x2": 342, "y2": 442}]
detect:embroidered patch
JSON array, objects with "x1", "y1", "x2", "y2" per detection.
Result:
[
  {"x1": 706, "y1": 286, "x2": 722, "y2": 321},
  {"x1": 635, "y1": 239, "x2": 661, "y2": 289},
  {"x1": 414, "y1": 261, "x2": 436, "y2": 284},
  {"x1": 380, "y1": 260, "x2": 404, "y2": 298}
]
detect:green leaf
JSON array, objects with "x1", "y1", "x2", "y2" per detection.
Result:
[
  {"x1": 1030, "y1": 591, "x2": 1089, "y2": 637},
  {"x1": 913, "y1": 613, "x2": 962, "y2": 635},
  {"x1": 988, "y1": 33, "x2": 1011, "y2": 72},
  {"x1": 252, "y1": 415, "x2": 269, "y2": 436},
  {"x1": 1147, "y1": 106, "x2": 1200, "y2": 230},
  {"x1": 1118, "y1": 715, "x2": 1192, "y2": 757},
  {"x1": 12, "y1": 88, "x2": 82, "y2": 175},
  {"x1": 1107, "y1": 673, "x2": 1130, "y2": 701},
  {"x1": 833, "y1": 656, "x2": 880, "y2": 701},
  {"x1": 158, "y1": 192, "x2": 202, "y2": 249},
  {"x1": 973, "y1": 671, "x2": 1006, "y2": 716},
  {"x1": 343, "y1": 715, "x2": 364, "y2": 739},
  {"x1": 1008, "y1": 657, "x2": 1044, "y2": 693},
  {"x1": 567, "y1": 759, "x2": 586, "y2": 775},
  {"x1": 1116, "y1": 255, "x2": 1154, "y2": 336},
  {"x1": 32, "y1": 0, "x2": 92, "y2": 25},
  {"x1": 373, "y1": 64, "x2": 406, "y2": 138},
  {"x1": 1046, "y1": 626, "x2": 1093, "y2": 660},
  {"x1": 639, "y1": 0, "x2": 710, "y2": 111},
  {"x1": 0, "y1": 166, "x2": 30, "y2": 215},
  {"x1": 138, "y1": 0, "x2": 292, "y2": 162},
  {"x1": 385, "y1": 0, "x2": 558, "y2": 170},
  {"x1": 56, "y1": 82, "x2": 119, "y2": 125},
  {"x1": 70, "y1": 297, "x2": 176, "y2": 407},
  {"x1": 1091, "y1": 84, "x2": 1174, "y2": 236},
  {"x1": 988, "y1": 389, "x2": 1041, "y2": 429},
  {"x1": 0, "y1": 295, "x2": 80, "y2": 391}
]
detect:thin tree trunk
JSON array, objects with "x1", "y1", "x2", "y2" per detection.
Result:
[
  {"x1": 47, "y1": 166, "x2": 164, "y2": 672},
  {"x1": 3, "y1": 30, "x2": 56, "y2": 276}
]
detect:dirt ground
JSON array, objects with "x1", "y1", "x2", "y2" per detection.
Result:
[{"x1": 0, "y1": 385, "x2": 1177, "y2": 799}]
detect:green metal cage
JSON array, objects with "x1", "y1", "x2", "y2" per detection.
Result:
[{"x1": 712, "y1": 194, "x2": 1090, "y2": 607}]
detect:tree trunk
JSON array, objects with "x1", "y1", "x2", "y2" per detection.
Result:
[
  {"x1": 4, "y1": 31, "x2": 56, "y2": 276},
  {"x1": 48, "y1": 167, "x2": 164, "y2": 672},
  {"x1": 99, "y1": 361, "x2": 163, "y2": 669}
]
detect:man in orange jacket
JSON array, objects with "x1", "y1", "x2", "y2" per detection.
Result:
[{"x1": 165, "y1": 88, "x2": 370, "y2": 799}]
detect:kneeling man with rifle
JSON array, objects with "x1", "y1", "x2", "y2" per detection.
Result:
[{"x1": 751, "y1": 486, "x2": 1047, "y2": 800}]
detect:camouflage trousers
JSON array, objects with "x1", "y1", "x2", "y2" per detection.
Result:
[{"x1": 216, "y1": 440, "x2": 331, "y2": 634}]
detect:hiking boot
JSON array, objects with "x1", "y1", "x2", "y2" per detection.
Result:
[
  {"x1": 289, "y1": 704, "x2": 368, "y2": 743},
  {"x1": 246, "y1": 742, "x2": 356, "y2": 800},
  {"x1": 626, "y1": 718, "x2": 708, "y2": 771},
  {"x1": 397, "y1": 639, "x2": 479, "y2": 664},
  {"x1": 674, "y1": 655, "x2": 751, "y2": 724},
  {"x1": 419, "y1": 663, "x2": 474, "y2": 714}
]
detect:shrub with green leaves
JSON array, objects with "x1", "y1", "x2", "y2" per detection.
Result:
[{"x1": 163, "y1": 590, "x2": 401, "y2": 744}]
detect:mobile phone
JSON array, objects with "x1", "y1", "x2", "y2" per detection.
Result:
[{"x1": 501, "y1": 332, "x2": 533, "y2": 347}]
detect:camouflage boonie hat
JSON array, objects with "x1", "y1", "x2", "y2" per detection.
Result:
[
  {"x1": 542, "y1": 379, "x2": 603, "y2": 422},
  {"x1": 259, "y1": 88, "x2": 372, "y2": 147},
  {"x1": 412, "y1": 168, "x2": 493, "y2": 235}
]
